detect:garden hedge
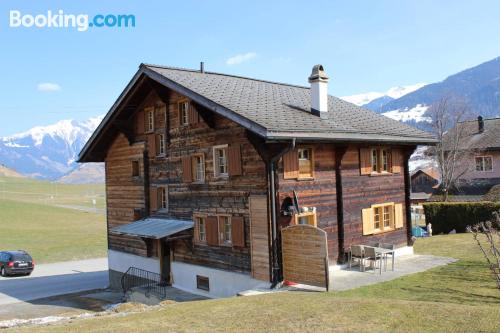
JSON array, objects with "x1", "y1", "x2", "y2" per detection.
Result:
[{"x1": 423, "y1": 202, "x2": 500, "y2": 234}]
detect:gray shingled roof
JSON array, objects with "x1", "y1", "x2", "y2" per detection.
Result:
[
  {"x1": 445, "y1": 117, "x2": 500, "y2": 150},
  {"x1": 144, "y1": 65, "x2": 435, "y2": 143},
  {"x1": 111, "y1": 218, "x2": 193, "y2": 239},
  {"x1": 79, "y1": 64, "x2": 436, "y2": 162}
]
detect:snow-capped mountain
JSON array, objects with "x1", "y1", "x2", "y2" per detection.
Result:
[
  {"x1": 0, "y1": 116, "x2": 103, "y2": 180},
  {"x1": 342, "y1": 83, "x2": 427, "y2": 107}
]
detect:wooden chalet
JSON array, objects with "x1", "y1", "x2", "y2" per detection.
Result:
[{"x1": 79, "y1": 63, "x2": 436, "y2": 297}]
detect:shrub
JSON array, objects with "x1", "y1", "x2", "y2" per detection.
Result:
[{"x1": 423, "y1": 202, "x2": 500, "y2": 234}]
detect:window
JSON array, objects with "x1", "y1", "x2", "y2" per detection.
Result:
[
  {"x1": 475, "y1": 156, "x2": 493, "y2": 172},
  {"x1": 371, "y1": 149, "x2": 378, "y2": 173},
  {"x1": 159, "y1": 187, "x2": 168, "y2": 211},
  {"x1": 370, "y1": 148, "x2": 391, "y2": 173},
  {"x1": 195, "y1": 216, "x2": 206, "y2": 242},
  {"x1": 192, "y1": 154, "x2": 205, "y2": 183},
  {"x1": 383, "y1": 206, "x2": 391, "y2": 229},
  {"x1": 298, "y1": 148, "x2": 313, "y2": 178},
  {"x1": 146, "y1": 107, "x2": 154, "y2": 132},
  {"x1": 179, "y1": 101, "x2": 189, "y2": 126},
  {"x1": 196, "y1": 275, "x2": 209, "y2": 291},
  {"x1": 373, "y1": 207, "x2": 381, "y2": 231},
  {"x1": 158, "y1": 134, "x2": 165, "y2": 156},
  {"x1": 213, "y1": 145, "x2": 228, "y2": 177},
  {"x1": 219, "y1": 215, "x2": 232, "y2": 245},
  {"x1": 131, "y1": 160, "x2": 140, "y2": 177},
  {"x1": 362, "y1": 202, "x2": 402, "y2": 235}
]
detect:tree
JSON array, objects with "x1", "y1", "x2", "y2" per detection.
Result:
[{"x1": 428, "y1": 96, "x2": 474, "y2": 201}]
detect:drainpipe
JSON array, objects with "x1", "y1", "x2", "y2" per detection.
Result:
[{"x1": 269, "y1": 138, "x2": 295, "y2": 288}]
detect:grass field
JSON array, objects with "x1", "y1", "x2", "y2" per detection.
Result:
[
  {"x1": 0, "y1": 176, "x2": 105, "y2": 209},
  {"x1": 9, "y1": 234, "x2": 499, "y2": 332},
  {"x1": 0, "y1": 176, "x2": 106, "y2": 263}
]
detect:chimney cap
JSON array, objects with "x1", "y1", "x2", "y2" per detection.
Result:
[{"x1": 308, "y1": 64, "x2": 329, "y2": 83}]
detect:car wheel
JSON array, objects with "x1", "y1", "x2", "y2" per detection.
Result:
[{"x1": 1, "y1": 267, "x2": 6, "y2": 277}]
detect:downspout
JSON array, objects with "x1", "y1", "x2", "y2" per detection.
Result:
[{"x1": 270, "y1": 138, "x2": 296, "y2": 288}]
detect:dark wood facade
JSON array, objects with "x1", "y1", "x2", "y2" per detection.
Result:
[{"x1": 103, "y1": 82, "x2": 414, "y2": 281}]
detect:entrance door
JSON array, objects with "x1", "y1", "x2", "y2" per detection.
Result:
[{"x1": 158, "y1": 239, "x2": 171, "y2": 285}]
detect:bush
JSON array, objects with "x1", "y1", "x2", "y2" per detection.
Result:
[{"x1": 423, "y1": 202, "x2": 500, "y2": 234}]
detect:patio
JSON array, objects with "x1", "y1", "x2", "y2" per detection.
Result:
[{"x1": 281, "y1": 254, "x2": 457, "y2": 292}]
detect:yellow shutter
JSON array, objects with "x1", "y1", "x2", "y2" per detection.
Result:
[
  {"x1": 359, "y1": 148, "x2": 372, "y2": 175},
  {"x1": 394, "y1": 203, "x2": 404, "y2": 228},
  {"x1": 362, "y1": 208, "x2": 374, "y2": 235}
]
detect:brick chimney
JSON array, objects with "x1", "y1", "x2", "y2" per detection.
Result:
[
  {"x1": 308, "y1": 65, "x2": 329, "y2": 118},
  {"x1": 478, "y1": 115, "x2": 484, "y2": 133}
]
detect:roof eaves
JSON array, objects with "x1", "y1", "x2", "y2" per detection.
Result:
[
  {"x1": 78, "y1": 66, "x2": 147, "y2": 162},
  {"x1": 265, "y1": 131, "x2": 437, "y2": 145}
]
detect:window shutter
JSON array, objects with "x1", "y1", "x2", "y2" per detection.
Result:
[
  {"x1": 155, "y1": 135, "x2": 160, "y2": 155},
  {"x1": 359, "y1": 148, "x2": 372, "y2": 175},
  {"x1": 189, "y1": 104, "x2": 199, "y2": 124},
  {"x1": 228, "y1": 144, "x2": 242, "y2": 176},
  {"x1": 206, "y1": 216, "x2": 219, "y2": 246},
  {"x1": 362, "y1": 208, "x2": 374, "y2": 235},
  {"x1": 136, "y1": 110, "x2": 144, "y2": 134},
  {"x1": 148, "y1": 134, "x2": 156, "y2": 157},
  {"x1": 182, "y1": 156, "x2": 193, "y2": 183},
  {"x1": 283, "y1": 149, "x2": 299, "y2": 179},
  {"x1": 150, "y1": 187, "x2": 158, "y2": 212},
  {"x1": 394, "y1": 203, "x2": 404, "y2": 228},
  {"x1": 231, "y1": 216, "x2": 245, "y2": 247},
  {"x1": 391, "y1": 149, "x2": 402, "y2": 174}
]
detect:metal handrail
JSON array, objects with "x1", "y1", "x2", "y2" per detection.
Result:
[{"x1": 121, "y1": 266, "x2": 168, "y2": 298}]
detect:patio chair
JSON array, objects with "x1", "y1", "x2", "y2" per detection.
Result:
[
  {"x1": 349, "y1": 245, "x2": 364, "y2": 271},
  {"x1": 363, "y1": 246, "x2": 382, "y2": 274},
  {"x1": 379, "y1": 243, "x2": 395, "y2": 271}
]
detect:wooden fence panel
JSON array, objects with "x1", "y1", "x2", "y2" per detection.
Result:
[{"x1": 281, "y1": 224, "x2": 329, "y2": 290}]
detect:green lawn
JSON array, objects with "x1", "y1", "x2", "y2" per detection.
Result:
[
  {"x1": 9, "y1": 234, "x2": 499, "y2": 332},
  {"x1": 0, "y1": 176, "x2": 105, "y2": 209},
  {"x1": 0, "y1": 198, "x2": 106, "y2": 263}
]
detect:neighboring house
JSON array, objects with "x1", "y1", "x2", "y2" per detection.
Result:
[
  {"x1": 411, "y1": 168, "x2": 439, "y2": 194},
  {"x1": 79, "y1": 63, "x2": 435, "y2": 297},
  {"x1": 443, "y1": 116, "x2": 500, "y2": 198}
]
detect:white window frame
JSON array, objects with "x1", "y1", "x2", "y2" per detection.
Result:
[
  {"x1": 179, "y1": 101, "x2": 189, "y2": 126},
  {"x1": 218, "y1": 215, "x2": 232, "y2": 246},
  {"x1": 158, "y1": 134, "x2": 165, "y2": 156},
  {"x1": 192, "y1": 154, "x2": 205, "y2": 183},
  {"x1": 213, "y1": 144, "x2": 228, "y2": 178},
  {"x1": 297, "y1": 147, "x2": 314, "y2": 179},
  {"x1": 159, "y1": 186, "x2": 168, "y2": 211},
  {"x1": 475, "y1": 156, "x2": 493, "y2": 172},
  {"x1": 194, "y1": 214, "x2": 207, "y2": 243},
  {"x1": 146, "y1": 107, "x2": 154, "y2": 133}
]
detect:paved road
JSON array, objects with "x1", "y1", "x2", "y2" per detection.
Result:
[{"x1": 0, "y1": 258, "x2": 108, "y2": 305}]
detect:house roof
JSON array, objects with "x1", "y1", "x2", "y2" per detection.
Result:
[
  {"x1": 411, "y1": 167, "x2": 440, "y2": 181},
  {"x1": 445, "y1": 117, "x2": 500, "y2": 151},
  {"x1": 79, "y1": 64, "x2": 436, "y2": 162},
  {"x1": 111, "y1": 217, "x2": 193, "y2": 239}
]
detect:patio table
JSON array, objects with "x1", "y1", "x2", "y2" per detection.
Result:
[{"x1": 372, "y1": 247, "x2": 395, "y2": 271}]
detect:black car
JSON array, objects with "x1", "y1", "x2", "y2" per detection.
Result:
[{"x1": 0, "y1": 251, "x2": 35, "y2": 277}]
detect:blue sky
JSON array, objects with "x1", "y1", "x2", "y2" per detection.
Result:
[{"x1": 1, "y1": 0, "x2": 500, "y2": 136}]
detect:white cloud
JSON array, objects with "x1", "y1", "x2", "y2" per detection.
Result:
[
  {"x1": 226, "y1": 52, "x2": 257, "y2": 66},
  {"x1": 37, "y1": 82, "x2": 61, "y2": 92}
]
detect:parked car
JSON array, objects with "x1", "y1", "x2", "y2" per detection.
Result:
[{"x1": 0, "y1": 250, "x2": 35, "y2": 277}]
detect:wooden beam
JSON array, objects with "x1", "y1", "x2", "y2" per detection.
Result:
[
  {"x1": 194, "y1": 102, "x2": 216, "y2": 128},
  {"x1": 335, "y1": 145, "x2": 348, "y2": 263}
]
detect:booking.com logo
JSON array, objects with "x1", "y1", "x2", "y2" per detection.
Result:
[{"x1": 9, "y1": 10, "x2": 136, "y2": 32}]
